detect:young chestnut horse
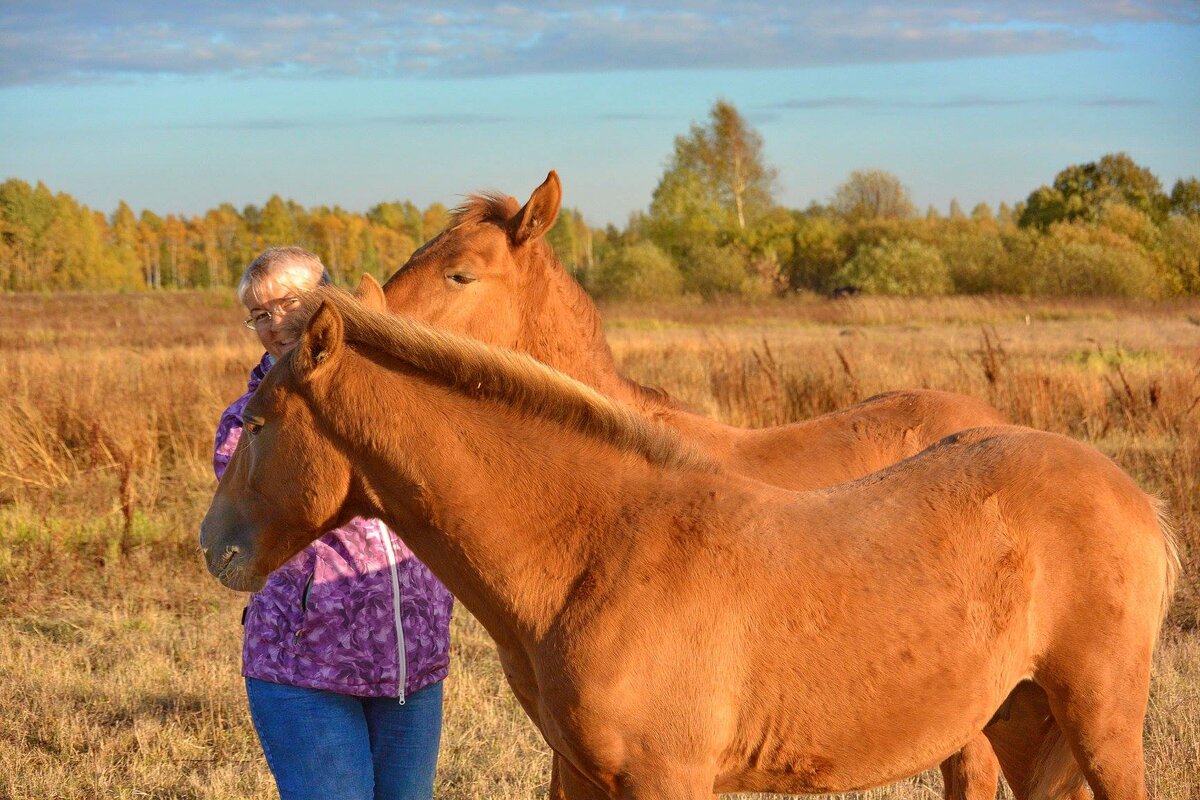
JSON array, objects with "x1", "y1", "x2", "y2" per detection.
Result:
[
  {"x1": 379, "y1": 171, "x2": 1009, "y2": 491},
  {"x1": 201, "y1": 287, "x2": 1177, "y2": 800},
  {"x1": 378, "y1": 172, "x2": 1015, "y2": 798}
]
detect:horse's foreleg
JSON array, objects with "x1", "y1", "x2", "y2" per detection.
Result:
[
  {"x1": 939, "y1": 736, "x2": 1001, "y2": 800},
  {"x1": 551, "y1": 753, "x2": 614, "y2": 800},
  {"x1": 549, "y1": 754, "x2": 568, "y2": 800}
]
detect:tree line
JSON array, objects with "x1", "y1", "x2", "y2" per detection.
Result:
[
  {"x1": 0, "y1": 186, "x2": 459, "y2": 292},
  {"x1": 583, "y1": 101, "x2": 1200, "y2": 300},
  {"x1": 2, "y1": 99, "x2": 1197, "y2": 297}
]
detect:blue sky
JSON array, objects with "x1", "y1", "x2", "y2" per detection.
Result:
[{"x1": 1, "y1": 2, "x2": 1197, "y2": 225}]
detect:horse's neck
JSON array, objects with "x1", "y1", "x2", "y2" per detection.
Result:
[
  {"x1": 340, "y1": 367, "x2": 643, "y2": 645},
  {"x1": 516, "y1": 266, "x2": 739, "y2": 445},
  {"x1": 517, "y1": 262, "x2": 662, "y2": 413}
]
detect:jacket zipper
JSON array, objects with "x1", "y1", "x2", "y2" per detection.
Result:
[
  {"x1": 380, "y1": 527, "x2": 407, "y2": 704},
  {"x1": 295, "y1": 571, "x2": 315, "y2": 641}
]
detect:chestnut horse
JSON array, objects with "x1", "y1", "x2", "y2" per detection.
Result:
[
  {"x1": 201, "y1": 287, "x2": 1177, "y2": 800},
  {"x1": 379, "y1": 173, "x2": 1017, "y2": 798},
  {"x1": 379, "y1": 171, "x2": 1010, "y2": 491}
]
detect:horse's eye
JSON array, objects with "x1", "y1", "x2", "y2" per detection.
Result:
[
  {"x1": 244, "y1": 415, "x2": 265, "y2": 435},
  {"x1": 446, "y1": 271, "x2": 477, "y2": 286}
]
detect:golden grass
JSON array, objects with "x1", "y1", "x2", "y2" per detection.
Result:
[{"x1": 1, "y1": 290, "x2": 1197, "y2": 798}]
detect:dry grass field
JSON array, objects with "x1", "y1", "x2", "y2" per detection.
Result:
[{"x1": 1, "y1": 291, "x2": 1197, "y2": 799}]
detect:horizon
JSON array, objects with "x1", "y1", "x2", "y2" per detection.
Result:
[{"x1": 1, "y1": 2, "x2": 1197, "y2": 226}]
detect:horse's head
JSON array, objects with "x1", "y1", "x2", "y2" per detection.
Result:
[
  {"x1": 199, "y1": 286, "x2": 384, "y2": 591},
  {"x1": 382, "y1": 171, "x2": 562, "y2": 349}
]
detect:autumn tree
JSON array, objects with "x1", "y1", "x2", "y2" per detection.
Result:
[
  {"x1": 4, "y1": 163, "x2": 1196, "y2": 297},
  {"x1": 258, "y1": 194, "x2": 300, "y2": 246},
  {"x1": 138, "y1": 211, "x2": 163, "y2": 288},
  {"x1": 422, "y1": 203, "x2": 450, "y2": 240},
  {"x1": 0, "y1": 179, "x2": 58, "y2": 289},
  {"x1": 832, "y1": 170, "x2": 916, "y2": 222},
  {"x1": 200, "y1": 203, "x2": 252, "y2": 286},
  {"x1": 970, "y1": 203, "x2": 994, "y2": 225},
  {"x1": 369, "y1": 200, "x2": 427, "y2": 244},
  {"x1": 111, "y1": 201, "x2": 142, "y2": 283}
]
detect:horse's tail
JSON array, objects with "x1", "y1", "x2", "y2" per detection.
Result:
[
  {"x1": 1026, "y1": 721, "x2": 1088, "y2": 800},
  {"x1": 1150, "y1": 494, "x2": 1181, "y2": 635}
]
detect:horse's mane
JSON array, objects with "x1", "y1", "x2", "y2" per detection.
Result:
[
  {"x1": 287, "y1": 287, "x2": 712, "y2": 472},
  {"x1": 449, "y1": 192, "x2": 520, "y2": 230}
]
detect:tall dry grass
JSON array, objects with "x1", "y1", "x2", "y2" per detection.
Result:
[{"x1": 1, "y1": 290, "x2": 1197, "y2": 798}]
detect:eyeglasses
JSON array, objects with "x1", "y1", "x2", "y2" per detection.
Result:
[{"x1": 243, "y1": 296, "x2": 303, "y2": 331}]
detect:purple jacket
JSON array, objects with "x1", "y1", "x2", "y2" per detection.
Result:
[{"x1": 214, "y1": 353, "x2": 453, "y2": 699}]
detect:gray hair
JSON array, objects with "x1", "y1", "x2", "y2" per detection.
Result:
[{"x1": 237, "y1": 246, "x2": 331, "y2": 305}]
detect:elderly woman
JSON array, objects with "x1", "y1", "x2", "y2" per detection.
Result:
[{"x1": 213, "y1": 246, "x2": 453, "y2": 800}]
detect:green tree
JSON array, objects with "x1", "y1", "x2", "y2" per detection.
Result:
[
  {"x1": 648, "y1": 99, "x2": 777, "y2": 253},
  {"x1": 1160, "y1": 216, "x2": 1200, "y2": 294},
  {"x1": 1019, "y1": 152, "x2": 1169, "y2": 229},
  {"x1": 939, "y1": 229, "x2": 1010, "y2": 294},
  {"x1": 1169, "y1": 177, "x2": 1200, "y2": 218},
  {"x1": 681, "y1": 243, "x2": 758, "y2": 299},
  {"x1": 547, "y1": 208, "x2": 594, "y2": 277},
  {"x1": 590, "y1": 241, "x2": 683, "y2": 300},
  {"x1": 832, "y1": 170, "x2": 916, "y2": 222},
  {"x1": 782, "y1": 213, "x2": 846, "y2": 291},
  {"x1": 832, "y1": 239, "x2": 951, "y2": 296}
]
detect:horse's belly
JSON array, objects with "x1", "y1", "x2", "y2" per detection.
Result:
[
  {"x1": 714, "y1": 707, "x2": 988, "y2": 795},
  {"x1": 714, "y1": 643, "x2": 1028, "y2": 795}
]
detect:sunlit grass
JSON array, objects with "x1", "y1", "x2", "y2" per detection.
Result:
[{"x1": 1, "y1": 292, "x2": 1197, "y2": 798}]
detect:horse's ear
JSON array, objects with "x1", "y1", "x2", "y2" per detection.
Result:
[
  {"x1": 508, "y1": 170, "x2": 561, "y2": 247},
  {"x1": 293, "y1": 300, "x2": 344, "y2": 379},
  {"x1": 355, "y1": 273, "x2": 386, "y2": 312}
]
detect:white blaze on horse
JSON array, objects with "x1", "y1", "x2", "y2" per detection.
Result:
[{"x1": 200, "y1": 286, "x2": 1177, "y2": 800}]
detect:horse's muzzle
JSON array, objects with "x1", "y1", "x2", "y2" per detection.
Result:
[{"x1": 199, "y1": 514, "x2": 266, "y2": 592}]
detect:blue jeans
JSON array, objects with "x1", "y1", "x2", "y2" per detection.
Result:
[{"x1": 245, "y1": 678, "x2": 443, "y2": 800}]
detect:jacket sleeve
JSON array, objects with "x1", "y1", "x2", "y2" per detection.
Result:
[
  {"x1": 215, "y1": 355, "x2": 272, "y2": 480},
  {"x1": 213, "y1": 412, "x2": 244, "y2": 481}
]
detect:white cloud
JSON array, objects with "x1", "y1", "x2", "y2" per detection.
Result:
[{"x1": 0, "y1": 1, "x2": 1195, "y2": 86}]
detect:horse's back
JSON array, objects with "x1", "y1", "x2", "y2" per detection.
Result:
[{"x1": 726, "y1": 389, "x2": 1007, "y2": 490}]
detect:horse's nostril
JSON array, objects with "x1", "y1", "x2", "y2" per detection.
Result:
[{"x1": 211, "y1": 545, "x2": 241, "y2": 575}]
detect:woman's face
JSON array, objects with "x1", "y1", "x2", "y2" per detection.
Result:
[{"x1": 244, "y1": 264, "x2": 316, "y2": 360}]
